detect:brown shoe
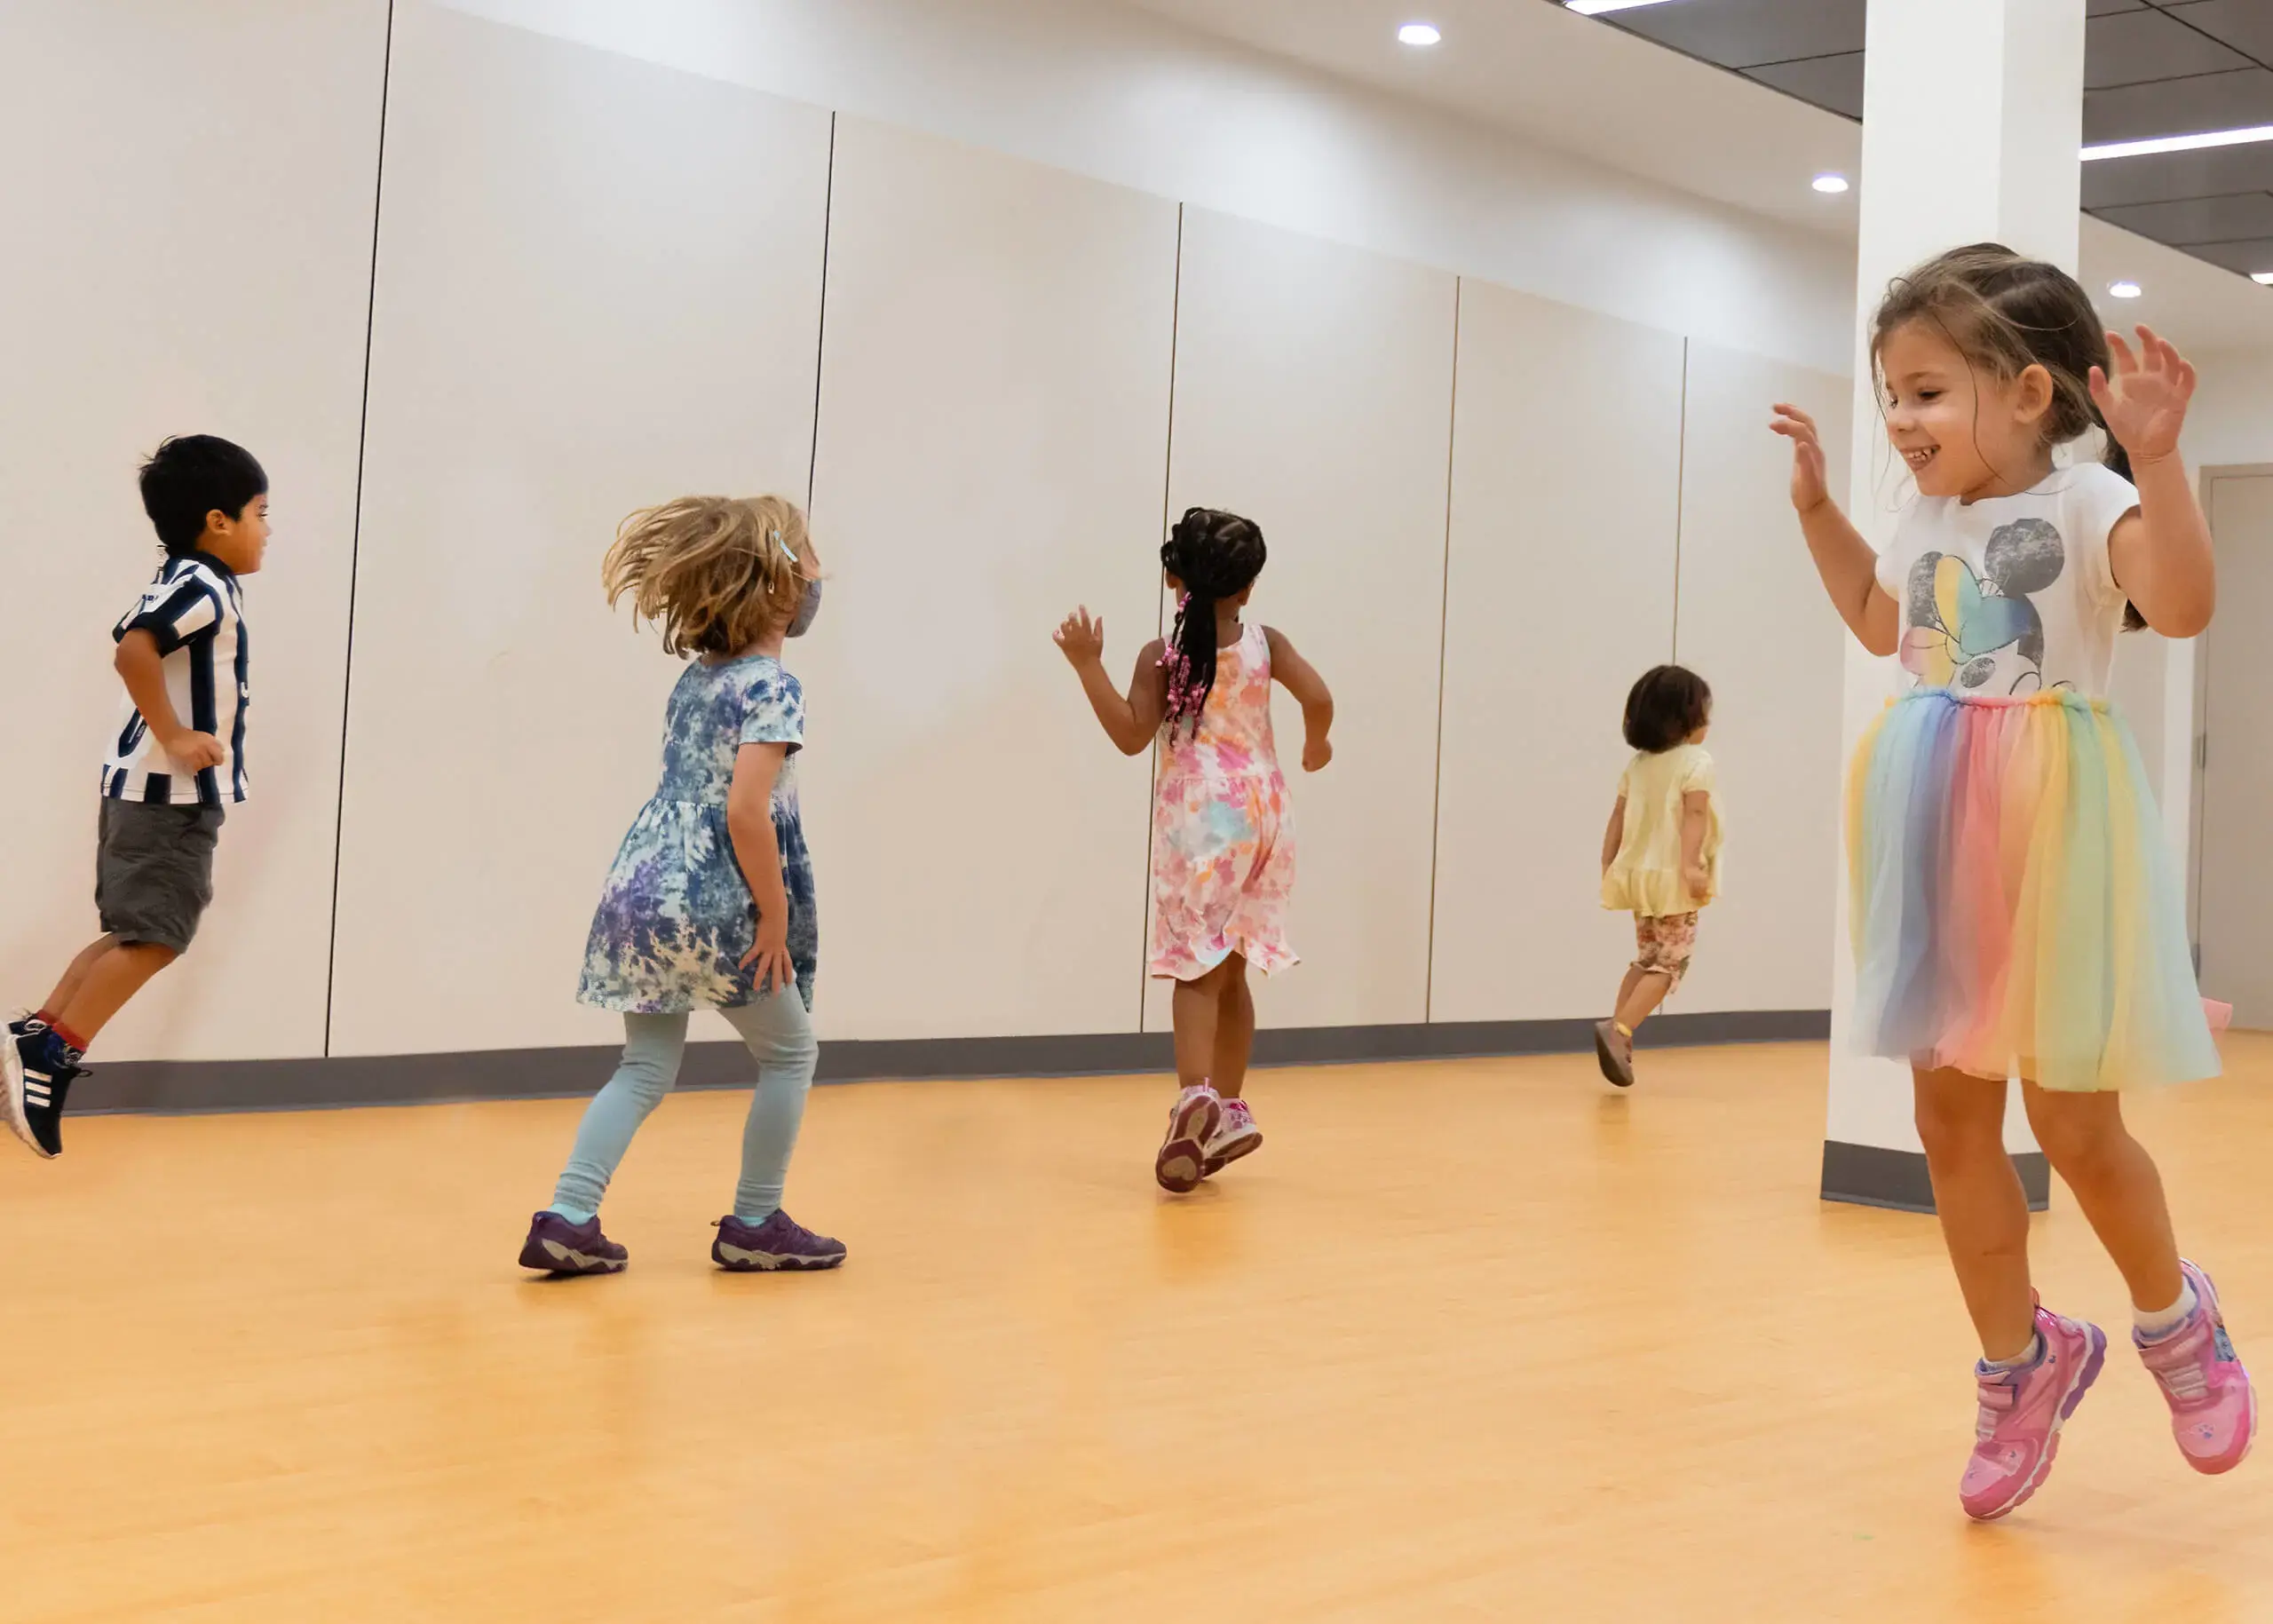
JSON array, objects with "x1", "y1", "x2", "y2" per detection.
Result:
[{"x1": 1593, "y1": 1020, "x2": 1635, "y2": 1089}]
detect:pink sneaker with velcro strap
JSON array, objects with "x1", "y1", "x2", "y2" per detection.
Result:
[
  {"x1": 2137, "y1": 1260, "x2": 2257, "y2": 1476},
  {"x1": 1960, "y1": 1299, "x2": 2106, "y2": 1522}
]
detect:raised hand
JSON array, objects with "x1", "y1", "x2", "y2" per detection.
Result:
[
  {"x1": 2091, "y1": 325, "x2": 2196, "y2": 465},
  {"x1": 1053, "y1": 606, "x2": 1105, "y2": 668},
  {"x1": 1770, "y1": 402, "x2": 1831, "y2": 512}
]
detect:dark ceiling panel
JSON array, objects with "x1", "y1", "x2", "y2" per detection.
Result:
[
  {"x1": 2159, "y1": 2, "x2": 2273, "y2": 66},
  {"x1": 2086, "y1": 9, "x2": 2253, "y2": 89},
  {"x1": 2093, "y1": 191, "x2": 2273, "y2": 243},
  {"x1": 2084, "y1": 67, "x2": 2273, "y2": 143},
  {"x1": 1603, "y1": 0, "x2": 1864, "y2": 70},
  {"x1": 2179, "y1": 234, "x2": 2273, "y2": 273},
  {"x1": 2081, "y1": 140, "x2": 2273, "y2": 206},
  {"x1": 1745, "y1": 51, "x2": 1865, "y2": 120},
  {"x1": 1547, "y1": 0, "x2": 2273, "y2": 284}
]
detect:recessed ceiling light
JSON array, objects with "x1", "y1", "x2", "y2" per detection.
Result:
[
  {"x1": 2107, "y1": 280, "x2": 2143, "y2": 299},
  {"x1": 2083, "y1": 123, "x2": 2273, "y2": 162},
  {"x1": 1567, "y1": 0, "x2": 1680, "y2": 13},
  {"x1": 1398, "y1": 21, "x2": 1442, "y2": 45},
  {"x1": 1811, "y1": 172, "x2": 1850, "y2": 194},
  {"x1": 2253, "y1": 272, "x2": 2273, "y2": 286}
]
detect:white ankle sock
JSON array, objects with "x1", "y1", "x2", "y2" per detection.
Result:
[
  {"x1": 2134, "y1": 1280, "x2": 2196, "y2": 1340},
  {"x1": 1981, "y1": 1333, "x2": 2042, "y2": 1374}
]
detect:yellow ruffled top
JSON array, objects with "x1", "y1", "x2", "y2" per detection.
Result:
[{"x1": 1602, "y1": 742, "x2": 1722, "y2": 917}]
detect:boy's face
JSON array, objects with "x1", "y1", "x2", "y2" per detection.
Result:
[{"x1": 202, "y1": 494, "x2": 270, "y2": 575}]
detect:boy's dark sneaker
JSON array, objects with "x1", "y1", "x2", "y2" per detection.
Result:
[
  {"x1": 4, "y1": 1020, "x2": 85, "y2": 1161},
  {"x1": 712, "y1": 1210, "x2": 847, "y2": 1271},
  {"x1": 517, "y1": 1210, "x2": 629, "y2": 1275}
]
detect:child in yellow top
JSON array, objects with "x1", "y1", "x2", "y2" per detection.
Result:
[{"x1": 1595, "y1": 664, "x2": 1721, "y2": 1087}]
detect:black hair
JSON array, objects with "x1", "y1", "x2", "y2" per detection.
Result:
[
  {"x1": 139, "y1": 435, "x2": 267, "y2": 556},
  {"x1": 1159, "y1": 507, "x2": 1267, "y2": 738},
  {"x1": 1622, "y1": 664, "x2": 1712, "y2": 754},
  {"x1": 1873, "y1": 243, "x2": 2147, "y2": 630}
]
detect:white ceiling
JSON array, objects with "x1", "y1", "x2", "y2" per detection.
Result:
[
  {"x1": 1122, "y1": 0, "x2": 1862, "y2": 233},
  {"x1": 1120, "y1": 0, "x2": 2273, "y2": 353}
]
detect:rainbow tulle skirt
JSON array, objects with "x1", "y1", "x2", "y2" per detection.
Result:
[{"x1": 1847, "y1": 688, "x2": 2219, "y2": 1092}]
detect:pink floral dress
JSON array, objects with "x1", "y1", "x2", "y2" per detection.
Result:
[{"x1": 1148, "y1": 622, "x2": 1297, "y2": 980}]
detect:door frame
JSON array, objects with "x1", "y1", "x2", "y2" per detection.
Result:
[{"x1": 2190, "y1": 464, "x2": 2273, "y2": 963}]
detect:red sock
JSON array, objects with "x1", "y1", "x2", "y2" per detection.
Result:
[
  {"x1": 47, "y1": 1018, "x2": 91, "y2": 1054},
  {"x1": 31, "y1": 1009, "x2": 58, "y2": 1028}
]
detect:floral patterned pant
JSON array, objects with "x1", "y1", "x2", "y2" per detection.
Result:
[{"x1": 1632, "y1": 912, "x2": 1699, "y2": 993}]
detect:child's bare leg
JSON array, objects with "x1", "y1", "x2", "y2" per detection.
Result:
[
  {"x1": 1171, "y1": 959, "x2": 1233, "y2": 1089},
  {"x1": 1614, "y1": 970, "x2": 1674, "y2": 1034},
  {"x1": 2023, "y1": 1082, "x2": 2184, "y2": 1312},
  {"x1": 1211, "y1": 954, "x2": 1254, "y2": 1100},
  {"x1": 38, "y1": 936, "x2": 120, "y2": 1021},
  {"x1": 1915, "y1": 1066, "x2": 2036, "y2": 1359},
  {"x1": 55, "y1": 943, "x2": 178, "y2": 1044}
]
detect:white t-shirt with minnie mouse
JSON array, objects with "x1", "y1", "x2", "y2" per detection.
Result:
[{"x1": 1874, "y1": 461, "x2": 2142, "y2": 700}]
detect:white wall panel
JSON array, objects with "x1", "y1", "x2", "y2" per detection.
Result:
[
  {"x1": 0, "y1": 1, "x2": 386, "y2": 1060},
  {"x1": 798, "y1": 118, "x2": 1179, "y2": 1039},
  {"x1": 1668, "y1": 341, "x2": 1850, "y2": 1014},
  {"x1": 328, "y1": 3, "x2": 832, "y2": 1055},
  {"x1": 1430, "y1": 285, "x2": 1686, "y2": 1022},
  {"x1": 1143, "y1": 210, "x2": 1456, "y2": 1031}
]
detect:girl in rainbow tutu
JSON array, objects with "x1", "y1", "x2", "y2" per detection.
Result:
[{"x1": 1773, "y1": 244, "x2": 2252, "y2": 1522}]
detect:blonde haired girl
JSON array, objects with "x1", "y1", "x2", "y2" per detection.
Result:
[{"x1": 519, "y1": 495, "x2": 843, "y2": 1276}]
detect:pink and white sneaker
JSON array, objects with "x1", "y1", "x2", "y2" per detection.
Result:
[
  {"x1": 1201, "y1": 1097, "x2": 1263, "y2": 1176},
  {"x1": 1154, "y1": 1082, "x2": 1222, "y2": 1194},
  {"x1": 1960, "y1": 1300, "x2": 2107, "y2": 1522},
  {"x1": 2137, "y1": 1260, "x2": 2257, "y2": 1475}
]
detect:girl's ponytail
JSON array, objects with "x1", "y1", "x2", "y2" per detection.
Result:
[{"x1": 1159, "y1": 508, "x2": 1267, "y2": 740}]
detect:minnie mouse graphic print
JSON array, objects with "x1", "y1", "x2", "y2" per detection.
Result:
[{"x1": 1877, "y1": 460, "x2": 2142, "y2": 698}]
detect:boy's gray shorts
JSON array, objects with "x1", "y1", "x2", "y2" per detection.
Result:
[{"x1": 95, "y1": 801, "x2": 226, "y2": 955}]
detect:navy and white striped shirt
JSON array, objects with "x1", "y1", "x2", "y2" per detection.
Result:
[{"x1": 101, "y1": 553, "x2": 250, "y2": 806}]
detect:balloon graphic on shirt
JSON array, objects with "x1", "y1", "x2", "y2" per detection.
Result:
[{"x1": 1900, "y1": 519, "x2": 2064, "y2": 695}]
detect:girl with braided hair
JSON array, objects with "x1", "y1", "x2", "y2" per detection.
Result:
[{"x1": 1055, "y1": 507, "x2": 1334, "y2": 1192}]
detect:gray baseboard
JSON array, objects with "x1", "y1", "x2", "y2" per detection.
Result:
[
  {"x1": 75, "y1": 1008, "x2": 1830, "y2": 1115},
  {"x1": 1821, "y1": 1139, "x2": 2052, "y2": 1215}
]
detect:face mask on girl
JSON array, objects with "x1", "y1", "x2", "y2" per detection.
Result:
[{"x1": 787, "y1": 576, "x2": 822, "y2": 638}]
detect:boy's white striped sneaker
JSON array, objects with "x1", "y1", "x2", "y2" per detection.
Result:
[{"x1": 5, "y1": 1019, "x2": 83, "y2": 1160}]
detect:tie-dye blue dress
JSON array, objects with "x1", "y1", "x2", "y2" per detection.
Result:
[{"x1": 576, "y1": 655, "x2": 817, "y2": 1014}]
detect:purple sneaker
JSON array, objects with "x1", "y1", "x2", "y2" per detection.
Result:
[
  {"x1": 1960, "y1": 1300, "x2": 2107, "y2": 1522},
  {"x1": 712, "y1": 1210, "x2": 846, "y2": 1272},
  {"x1": 2138, "y1": 1260, "x2": 2257, "y2": 1475},
  {"x1": 517, "y1": 1210, "x2": 628, "y2": 1276}
]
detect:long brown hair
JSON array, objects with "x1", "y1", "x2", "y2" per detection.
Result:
[
  {"x1": 601, "y1": 495, "x2": 818, "y2": 657},
  {"x1": 1870, "y1": 242, "x2": 2144, "y2": 628}
]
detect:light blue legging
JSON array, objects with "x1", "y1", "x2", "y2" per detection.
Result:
[{"x1": 549, "y1": 995, "x2": 817, "y2": 1224}]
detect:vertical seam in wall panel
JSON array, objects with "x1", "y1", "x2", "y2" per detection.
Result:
[
  {"x1": 1141, "y1": 203, "x2": 1185, "y2": 1034},
  {"x1": 806, "y1": 113, "x2": 837, "y2": 518},
  {"x1": 1423, "y1": 277, "x2": 1463, "y2": 1024},
  {"x1": 323, "y1": 0, "x2": 396, "y2": 1058},
  {"x1": 1671, "y1": 337, "x2": 1690, "y2": 663}
]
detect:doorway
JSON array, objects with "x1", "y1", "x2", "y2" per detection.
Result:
[{"x1": 2197, "y1": 468, "x2": 2273, "y2": 1029}]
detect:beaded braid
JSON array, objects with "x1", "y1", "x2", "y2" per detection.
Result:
[{"x1": 1159, "y1": 507, "x2": 1267, "y2": 740}]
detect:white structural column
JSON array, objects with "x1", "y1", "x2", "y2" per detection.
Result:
[{"x1": 1821, "y1": 0, "x2": 2090, "y2": 1210}]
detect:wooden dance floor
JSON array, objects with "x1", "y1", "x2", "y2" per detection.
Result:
[{"x1": 5, "y1": 1037, "x2": 2272, "y2": 1620}]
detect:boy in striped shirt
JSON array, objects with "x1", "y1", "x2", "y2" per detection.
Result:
[{"x1": 4, "y1": 436, "x2": 269, "y2": 1158}]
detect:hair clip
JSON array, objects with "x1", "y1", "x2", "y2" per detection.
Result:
[{"x1": 773, "y1": 531, "x2": 797, "y2": 564}]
